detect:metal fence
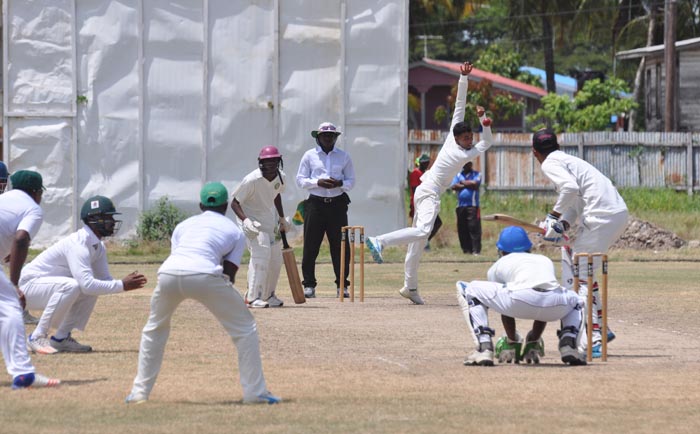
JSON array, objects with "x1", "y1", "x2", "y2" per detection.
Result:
[{"x1": 408, "y1": 130, "x2": 700, "y2": 195}]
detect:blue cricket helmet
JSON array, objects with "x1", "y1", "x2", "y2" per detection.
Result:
[{"x1": 496, "y1": 226, "x2": 532, "y2": 253}]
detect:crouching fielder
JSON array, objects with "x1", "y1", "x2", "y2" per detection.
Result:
[
  {"x1": 456, "y1": 227, "x2": 586, "y2": 366},
  {"x1": 126, "y1": 182, "x2": 280, "y2": 404}
]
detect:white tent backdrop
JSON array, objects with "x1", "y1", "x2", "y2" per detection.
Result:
[{"x1": 3, "y1": 0, "x2": 408, "y2": 246}]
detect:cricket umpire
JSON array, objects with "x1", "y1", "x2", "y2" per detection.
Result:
[{"x1": 296, "y1": 122, "x2": 356, "y2": 299}]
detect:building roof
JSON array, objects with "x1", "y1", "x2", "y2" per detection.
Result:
[
  {"x1": 415, "y1": 58, "x2": 547, "y2": 99},
  {"x1": 519, "y1": 66, "x2": 577, "y2": 96},
  {"x1": 615, "y1": 37, "x2": 700, "y2": 60}
]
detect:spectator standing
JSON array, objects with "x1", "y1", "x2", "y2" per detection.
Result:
[{"x1": 451, "y1": 161, "x2": 482, "y2": 255}]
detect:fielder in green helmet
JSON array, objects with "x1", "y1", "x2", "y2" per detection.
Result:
[{"x1": 20, "y1": 195, "x2": 147, "y2": 354}]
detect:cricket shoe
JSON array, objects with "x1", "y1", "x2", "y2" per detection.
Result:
[
  {"x1": 522, "y1": 337, "x2": 545, "y2": 364},
  {"x1": 495, "y1": 335, "x2": 522, "y2": 363},
  {"x1": 303, "y1": 287, "x2": 316, "y2": 298},
  {"x1": 336, "y1": 287, "x2": 350, "y2": 298},
  {"x1": 366, "y1": 237, "x2": 384, "y2": 264},
  {"x1": 125, "y1": 392, "x2": 148, "y2": 404},
  {"x1": 463, "y1": 349, "x2": 494, "y2": 367},
  {"x1": 265, "y1": 294, "x2": 284, "y2": 307},
  {"x1": 559, "y1": 336, "x2": 587, "y2": 366},
  {"x1": 23, "y1": 309, "x2": 40, "y2": 325},
  {"x1": 27, "y1": 333, "x2": 58, "y2": 355},
  {"x1": 249, "y1": 299, "x2": 270, "y2": 308},
  {"x1": 592, "y1": 330, "x2": 616, "y2": 358},
  {"x1": 243, "y1": 391, "x2": 282, "y2": 405},
  {"x1": 50, "y1": 334, "x2": 92, "y2": 353},
  {"x1": 399, "y1": 287, "x2": 424, "y2": 305},
  {"x1": 12, "y1": 373, "x2": 61, "y2": 390}
]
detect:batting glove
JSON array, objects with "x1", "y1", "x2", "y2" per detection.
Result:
[
  {"x1": 542, "y1": 213, "x2": 565, "y2": 243},
  {"x1": 278, "y1": 216, "x2": 290, "y2": 233},
  {"x1": 242, "y1": 218, "x2": 262, "y2": 238}
]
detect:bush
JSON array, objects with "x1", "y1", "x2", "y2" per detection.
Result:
[{"x1": 136, "y1": 196, "x2": 188, "y2": 242}]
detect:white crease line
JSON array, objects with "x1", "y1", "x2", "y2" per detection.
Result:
[{"x1": 376, "y1": 356, "x2": 410, "y2": 370}]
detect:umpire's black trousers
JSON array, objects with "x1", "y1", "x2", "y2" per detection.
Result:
[
  {"x1": 456, "y1": 206, "x2": 481, "y2": 254},
  {"x1": 301, "y1": 193, "x2": 351, "y2": 290}
]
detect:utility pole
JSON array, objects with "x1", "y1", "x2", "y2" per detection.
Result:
[
  {"x1": 664, "y1": 0, "x2": 677, "y2": 132},
  {"x1": 416, "y1": 35, "x2": 443, "y2": 59}
]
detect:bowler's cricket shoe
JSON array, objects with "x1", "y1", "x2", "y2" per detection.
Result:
[
  {"x1": 495, "y1": 335, "x2": 522, "y2": 364},
  {"x1": 559, "y1": 337, "x2": 587, "y2": 366},
  {"x1": 125, "y1": 392, "x2": 148, "y2": 404},
  {"x1": 522, "y1": 338, "x2": 545, "y2": 364},
  {"x1": 50, "y1": 334, "x2": 92, "y2": 353},
  {"x1": 336, "y1": 287, "x2": 350, "y2": 298},
  {"x1": 303, "y1": 287, "x2": 315, "y2": 298},
  {"x1": 366, "y1": 237, "x2": 384, "y2": 264},
  {"x1": 12, "y1": 373, "x2": 61, "y2": 390},
  {"x1": 463, "y1": 349, "x2": 494, "y2": 367},
  {"x1": 399, "y1": 287, "x2": 424, "y2": 305},
  {"x1": 243, "y1": 391, "x2": 282, "y2": 405}
]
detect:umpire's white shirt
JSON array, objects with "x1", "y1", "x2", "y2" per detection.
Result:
[
  {"x1": 0, "y1": 190, "x2": 43, "y2": 258},
  {"x1": 159, "y1": 211, "x2": 245, "y2": 275},
  {"x1": 232, "y1": 169, "x2": 286, "y2": 234},
  {"x1": 296, "y1": 145, "x2": 356, "y2": 197},
  {"x1": 487, "y1": 252, "x2": 561, "y2": 291},
  {"x1": 541, "y1": 150, "x2": 627, "y2": 218},
  {"x1": 20, "y1": 225, "x2": 123, "y2": 295}
]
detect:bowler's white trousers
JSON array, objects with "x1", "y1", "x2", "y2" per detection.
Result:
[
  {"x1": 129, "y1": 272, "x2": 268, "y2": 400},
  {"x1": 0, "y1": 272, "x2": 35, "y2": 377},
  {"x1": 375, "y1": 184, "x2": 440, "y2": 289}
]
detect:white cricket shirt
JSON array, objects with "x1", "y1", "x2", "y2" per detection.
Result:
[
  {"x1": 232, "y1": 168, "x2": 286, "y2": 233},
  {"x1": 159, "y1": 211, "x2": 246, "y2": 275},
  {"x1": 20, "y1": 225, "x2": 124, "y2": 295},
  {"x1": 0, "y1": 190, "x2": 43, "y2": 258},
  {"x1": 487, "y1": 252, "x2": 561, "y2": 291},
  {"x1": 296, "y1": 145, "x2": 355, "y2": 197},
  {"x1": 541, "y1": 150, "x2": 628, "y2": 217},
  {"x1": 421, "y1": 75, "x2": 493, "y2": 192}
]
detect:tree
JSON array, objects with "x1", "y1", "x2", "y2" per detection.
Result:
[
  {"x1": 474, "y1": 45, "x2": 542, "y2": 87},
  {"x1": 527, "y1": 78, "x2": 638, "y2": 132}
]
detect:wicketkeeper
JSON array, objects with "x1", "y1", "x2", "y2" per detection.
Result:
[{"x1": 456, "y1": 226, "x2": 587, "y2": 366}]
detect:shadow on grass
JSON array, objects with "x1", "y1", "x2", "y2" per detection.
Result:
[
  {"x1": 0, "y1": 377, "x2": 109, "y2": 388},
  {"x1": 172, "y1": 399, "x2": 293, "y2": 406}
]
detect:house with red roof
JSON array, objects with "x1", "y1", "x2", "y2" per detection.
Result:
[{"x1": 409, "y1": 58, "x2": 547, "y2": 132}]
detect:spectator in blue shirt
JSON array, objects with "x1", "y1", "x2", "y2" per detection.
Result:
[{"x1": 451, "y1": 162, "x2": 482, "y2": 255}]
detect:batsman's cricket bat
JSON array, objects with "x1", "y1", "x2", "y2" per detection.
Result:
[
  {"x1": 482, "y1": 213, "x2": 545, "y2": 234},
  {"x1": 280, "y1": 232, "x2": 305, "y2": 304}
]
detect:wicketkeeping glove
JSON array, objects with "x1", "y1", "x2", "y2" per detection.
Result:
[{"x1": 242, "y1": 218, "x2": 262, "y2": 238}]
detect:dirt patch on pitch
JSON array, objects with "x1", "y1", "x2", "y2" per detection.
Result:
[{"x1": 612, "y1": 216, "x2": 686, "y2": 250}]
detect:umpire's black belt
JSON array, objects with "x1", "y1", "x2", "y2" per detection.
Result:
[{"x1": 308, "y1": 194, "x2": 347, "y2": 204}]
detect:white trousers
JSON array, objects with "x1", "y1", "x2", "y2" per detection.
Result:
[
  {"x1": 375, "y1": 184, "x2": 440, "y2": 289},
  {"x1": 21, "y1": 276, "x2": 97, "y2": 338},
  {"x1": 246, "y1": 232, "x2": 283, "y2": 301},
  {"x1": 560, "y1": 210, "x2": 628, "y2": 332},
  {"x1": 456, "y1": 280, "x2": 584, "y2": 346},
  {"x1": 0, "y1": 271, "x2": 35, "y2": 378},
  {"x1": 129, "y1": 272, "x2": 268, "y2": 401}
]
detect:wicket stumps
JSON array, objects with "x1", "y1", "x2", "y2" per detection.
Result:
[
  {"x1": 572, "y1": 252, "x2": 608, "y2": 362},
  {"x1": 339, "y1": 226, "x2": 364, "y2": 302}
]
